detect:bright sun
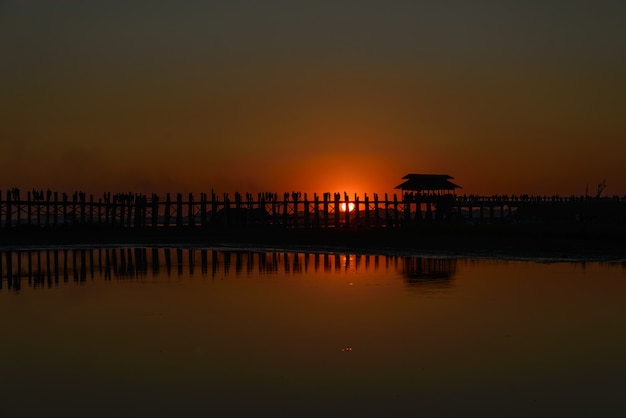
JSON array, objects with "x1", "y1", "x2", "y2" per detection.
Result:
[{"x1": 340, "y1": 202, "x2": 356, "y2": 212}]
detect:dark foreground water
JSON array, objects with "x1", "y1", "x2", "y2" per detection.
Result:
[{"x1": 1, "y1": 247, "x2": 625, "y2": 417}]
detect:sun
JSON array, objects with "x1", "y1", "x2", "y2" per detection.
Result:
[{"x1": 340, "y1": 202, "x2": 356, "y2": 212}]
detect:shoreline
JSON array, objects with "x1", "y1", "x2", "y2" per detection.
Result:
[{"x1": 0, "y1": 224, "x2": 625, "y2": 262}]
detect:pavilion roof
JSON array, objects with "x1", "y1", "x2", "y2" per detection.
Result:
[{"x1": 395, "y1": 174, "x2": 462, "y2": 192}]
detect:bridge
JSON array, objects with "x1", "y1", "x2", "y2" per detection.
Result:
[{"x1": 1, "y1": 188, "x2": 625, "y2": 230}]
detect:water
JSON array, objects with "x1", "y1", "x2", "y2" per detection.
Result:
[{"x1": 1, "y1": 247, "x2": 625, "y2": 417}]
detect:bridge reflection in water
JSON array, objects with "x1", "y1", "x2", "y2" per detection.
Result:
[
  {"x1": 402, "y1": 257, "x2": 456, "y2": 288},
  {"x1": 0, "y1": 247, "x2": 457, "y2": 292}
]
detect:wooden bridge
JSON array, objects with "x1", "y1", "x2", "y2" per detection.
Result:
[{"x1": 1, "y1": 188, "x2": 625, "y2": 230}]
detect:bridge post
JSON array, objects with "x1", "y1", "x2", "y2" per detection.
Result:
[
  {"x1": 211, "y1": 190, "x2": 217, "y2": 226},
  {"x1": 15, "y1": 189, "x2": 21, "y2": 227},
  {"x1": 200, "y1": 193, "x2": 207, "y2": 227},
  {"x1": 45, "y1": 191, "x2": 51, "y2": 227},
  {"x1": 403, "y1": 193, "x2": 410, "y2": 226},
  {"x1": 385, "y1": 193, "x2": 390, "y2": 227},
  {"x1": 364, "y1": 193, "x2": 370, "y2": 228},
  {"x1": 323, "y1": 193, "x2": 329, "y2": 229},
  {"x1": 415, "y1": 194, "x2": 422, "y2": 223},
  {"x1": 164, "y1": 193, "x2": 171, "y2": 228},
  {"x1": 425, "y1": 195, "x2": 432, "y2": 222},
  {"x1": 304, "y1": 193, "x2": 310, "y2": 228},
  {"x1": 80, "y1": 193, "x2": 86, "y2": 225},
  {"x1": 479, "y1": 198, "x2": 484, "y2": 222},
  {"x1": 188, "y1": 193, "x2": 194, "y2": 227},
  {"x1": 127, "y1": 194, "x2": 133, "y2": 228},
  {"x1": 88, "y1": 195, "x2": 94, "y2": 225},
  {"x1": 27, "y1": 191, "x2": 32, "y2": 226},
  {"x1": 271, "y1": 194, "x2": 277, "y2": 226},
  {"x1": 151, "y1": 194, "x2": 159, "y2": 228},
  {"x1": 334, "y1": 193, "x2": 340, "y2": 229},
  {"x1": 313, "y1": 193, "x2": 320, "y2": 228},
  {"x1": 374, "y1": 193, "x2": 379, "y2": 228},
  {"x1": 292, "y1": 192, "x2": 299, "y2": 228},
  {"x1": 235, "y1": 192, "x2": 242, "y2": 227},
  {"x1": 247, "y1": 193, "x2": 254, "y2": 225},
  {"x1": 355, "y1": 193, "x2": 360, "y2": 227},
  {"x1": 344, "y1": 193, "x2": 350, "y2": 228},
  {"x1": 223, "y1": 193, "x2": 230, "y2": 227},
  {"x1": 134, "y1": 195, "x2": 143, "y2": 228},
  {"x1": 62, "y1": 193, "x2": 69, "y2": 227},
  {"x1": 283, "y1": 193, "x2": 289, "y2": 227},
  {"x1": 6, "y1": 190, "x2": 12, "y2": 229},
  {"x1": 393, "y1": 194, "x2": 399, "y2": 226},
  {"x1": 176, "y1": 193, "x2": 183, "y2": 227}
]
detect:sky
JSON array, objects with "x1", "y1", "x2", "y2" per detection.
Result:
[{"x1": 1, "y1": 0, "x2": 625, "y2": 197}]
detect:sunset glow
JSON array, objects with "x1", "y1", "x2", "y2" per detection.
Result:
[{"x1": 1, "y1": 2, "x2": 625, "y2": 196}]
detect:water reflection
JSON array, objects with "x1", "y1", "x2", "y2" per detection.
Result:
[
  {"x1": 0, "y1": 247, "x2": 459, "y2": 292},
  {"x1": 2, "y1": 248, "x2": 626, "y2": 417},
  {"x1": 402, "y1": 257, "x2": 456, "y2": 288}
]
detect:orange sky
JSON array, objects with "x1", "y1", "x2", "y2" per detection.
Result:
[{"x1": 1, "y1": 1, "x2": 625, "y2": 197}]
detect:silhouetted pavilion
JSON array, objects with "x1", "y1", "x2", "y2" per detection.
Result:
[{"x1": 395, "y1": 174, "x2": 461, "y2": 196}]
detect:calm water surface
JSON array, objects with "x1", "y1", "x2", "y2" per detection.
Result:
[{"x1": 1, "y1": 247, "x2": 625, "y2": 417}]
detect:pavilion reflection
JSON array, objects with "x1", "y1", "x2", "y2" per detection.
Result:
[
  {"x1": 0, "y1": 247, "x2": 460, "y2": 292},
  {"x1": 401, "y1": 257, "x2": 457, "y2": 288}
]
